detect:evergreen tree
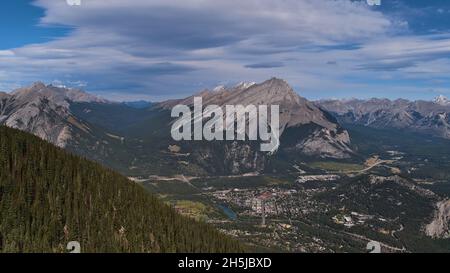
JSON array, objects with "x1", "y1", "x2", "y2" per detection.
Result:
[{"x1": 0, "y1": 126, "x2": 244, "y2": 253}]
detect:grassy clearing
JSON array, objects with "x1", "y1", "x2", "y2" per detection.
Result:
[
  {"x1": 173, "y1": 200, "x2": 216, "y2": 221},
  {"x1": 308, "y1": 161, "x2": 364, "y2": 172}
]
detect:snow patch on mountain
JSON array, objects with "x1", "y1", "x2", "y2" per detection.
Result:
[{"x1": 434, "y1": 95, "x2": 450, "y2": 106}]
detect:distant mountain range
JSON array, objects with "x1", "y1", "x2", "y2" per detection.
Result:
[
  {"x1": 3, "y1": 78, "x2": 449, "y2": 176},
  {"x1": 317, "y1": 96, "x2": 450, "y2": 139},
  {"x1": 0, "y1": 78, "x2": 354, "y2": 176},
  {"x1": 123, "y1": 100, "x2": 153, "y2": 109}
]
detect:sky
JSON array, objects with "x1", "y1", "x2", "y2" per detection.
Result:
[{"x1": 1, "y1": 0, "x2": 450, "y2": 101}]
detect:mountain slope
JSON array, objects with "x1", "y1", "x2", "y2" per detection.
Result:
[
  {"x1": 0, "y1": 82, "x2": 107, "y2": 148},
  {"x1": 162, "y1": 78, "x2": 346, "y2": 136},
  {"x1": 0, "y1": 83, "x2": 141, "y2": 172},
  {"x1": 0, "y1": 125, "x2": 243, "y2": 253},
  {"x1": 161, "y1": 78, "x2": 353, "y2": 162},
  {"x1": 68, "y1": 78, "x2": 354, "y2": 176},
  {"x1": 0, "y1": 79, "x2": 354, "y2": 177},
  {"x1": 317, "y1": 97, "x2": 450, "y2": 139}
]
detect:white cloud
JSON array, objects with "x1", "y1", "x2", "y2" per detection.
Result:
[{"x1": 0, "y1": 0, "x2": 449, "y2": 100}]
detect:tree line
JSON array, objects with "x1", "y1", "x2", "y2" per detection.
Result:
[{"x1": 0, "y1": 126, "x2": 244, "y2": 253}]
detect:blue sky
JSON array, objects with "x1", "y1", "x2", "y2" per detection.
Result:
[
  {"x1": 0, "y1": 1, "x2": 72, "y2": 49},
  {"x1": 1, "y1": 0, "x2": 450, "y2": 101}
]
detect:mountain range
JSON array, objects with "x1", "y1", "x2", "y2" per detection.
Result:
[
  {"x1": 2, "y1": 79, "x2": 450, "y2": 177},
  {"x1": 0, "y1": 78, "x2": 354, "y2": 176},
  {"x1": 317, "y1": 96, "x2": 450, "y2": 139}
]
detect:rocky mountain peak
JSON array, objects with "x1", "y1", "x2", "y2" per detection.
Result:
[
  {"x1": 11, "y1": 82, "x2": 107, "y2": 107},
  {"x1": 1, "y1": 82, "x2": 109, "y2": 148},
  {"x1": 212, "y1": 85, "x2": 226, "y2": 92},
  {"x1": 161, "y1": 78, "x2": 300, "y2": 109},
  {"x1": 434, "y1": 95, "x2": 450, "y2": 106},
  {"x1": 160, "y1": 78, "x2": 353, "y2": 159},
  {"x1": 255, "y1": 77, "x2": 294, "y2": 94},
  {"x1": 265, "y1": 77, "x2": 290, "y2": 86},
  {"x1": 214, "y1": 77, "x2": 300, "y2": 108},
  {"x1": 31, "y1": 81, "x2": 46, "y2": 89},
  {"x1": 234, "y1": 82, "x2": 256, "y2": 90}
]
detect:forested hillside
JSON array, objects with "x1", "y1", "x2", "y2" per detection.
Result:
[{"x1": 0, "y1": 126, "x2": 243, "y2": 253}]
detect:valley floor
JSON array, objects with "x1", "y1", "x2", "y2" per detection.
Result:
[{"x1": 131, "y1": 125, "x2": 450, "y2": 253}]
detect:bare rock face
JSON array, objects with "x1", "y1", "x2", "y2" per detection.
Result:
[
  {"x1": 3, "y1": 98, "x2": 73, "y2": 147},
  {"x1": 295, "y1": 128, "x2": 352, "y2": 159},
  {"x1": 190, "y1": 141, "x2": 266, "y2": 175},
  {"x1": 162, "y1": 78, "x2": 353, "y2": 161},
  {"x1": 426, "y1": 199, "x2": 450, "y2": 239},
  {"x1": 317, "y1": 97, "x2": 450, "y2": 139},
  {"x1": 0, "y1": 92, "x2": 11, "y2": 113},
  {"x1": 224, "y1": 142, "x2": 264, "y2": 174},
  {"x1": 0, "y1": 82, "x2": 106, "y2": 147}
]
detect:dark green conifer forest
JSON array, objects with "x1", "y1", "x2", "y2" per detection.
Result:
[{"x1": 0, "y1": 126, "x2": 243, "y2": 253}]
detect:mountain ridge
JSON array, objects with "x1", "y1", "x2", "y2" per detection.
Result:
[
  {"x1": 317, "y1": 96, "x2": 450, "y2": 139},
  {"x1": 1, "y1": 78, "x2": 354, "y2": 176},
  {"x1": 0, "y1": 82, "x2": 108, "y2": 148},
  {"x1": 11, "y1": 82, "x2": 108, "y2": 106},
  {"x1": 159, "y1": 78, "x2": 353, "y2": 160}
]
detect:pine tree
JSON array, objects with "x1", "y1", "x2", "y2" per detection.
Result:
[{"x1": 0, "y1": 126, "x2": 244, "y2": 253}]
